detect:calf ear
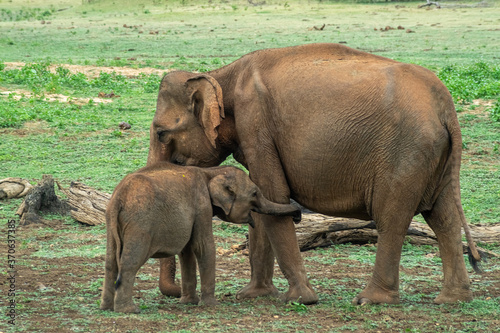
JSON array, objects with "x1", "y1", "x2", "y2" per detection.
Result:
[
  {"x1": 186, "y1": 75, "x2": 224, "y2": 148},
  {"x1": 208, "y1": 175, "x2": 234, "y2": 216}
]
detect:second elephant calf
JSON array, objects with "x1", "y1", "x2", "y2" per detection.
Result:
[{"x1": 100, "y1": 162, "x2": 301, "y2": 313}]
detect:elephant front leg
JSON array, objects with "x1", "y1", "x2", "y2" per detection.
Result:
[
  {"x1": 195, "y1": 237, "x2": 218, "y2": 306},
  {"x1": 236, "y1": 212, "x2": 280, "y2": 300},
  {"x1": 235, "y1": 125, "x2": 317, "y2": 304},
  {"x1": 265, "y1": 214, "x2": 318, "y2": 304},
  {"x1": 179, "y1": 247, "x2": 200, "y2": 305},
  {"x1": 237, "y1": 214, "x2": 318, "y2": 305}
]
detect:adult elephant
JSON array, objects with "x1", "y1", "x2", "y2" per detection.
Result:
[{"x1": 147, "y1": 43, "x2": 480, "y2": 305}]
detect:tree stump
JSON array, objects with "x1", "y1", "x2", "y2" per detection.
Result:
[{"x1": 16, "y1": 175, "x2": 70, "y2": 226}]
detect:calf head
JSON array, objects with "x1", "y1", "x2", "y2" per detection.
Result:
[{"x1": 208, "y1": 168, "x2": 301, "y2": 226}]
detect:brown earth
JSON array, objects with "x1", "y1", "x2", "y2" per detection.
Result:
[{"x1": 5, "y1": 217, "x2": 500, "y2": 332}]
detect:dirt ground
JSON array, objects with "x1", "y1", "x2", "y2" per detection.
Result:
[{"x1": 7, "y1": 217, "x2": 500, "y2": 332}]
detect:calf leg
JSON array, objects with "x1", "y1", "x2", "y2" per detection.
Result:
[
  {"x1": 100, "y1": 231, "x2": 118, "y2": 311},
  {"x1": 179, "y1": 246, "x2": 200, "y2": 305},
  {"x1": 193, "y1": 233, "x2": 218, "y2": 306},
  {"x1": 113, "y1": 236, "x2": 150, "y2": 313}
]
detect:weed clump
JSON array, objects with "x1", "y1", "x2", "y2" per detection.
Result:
[
  {"x1": 0, "y1": 7, "x2": 54, "y2": 22},
  {"x1": 437, "y1": 62, "x2": 500, "y2": 104},
  {"x1": 490, "y1": 101, "x2": 500, "y2": 122}
]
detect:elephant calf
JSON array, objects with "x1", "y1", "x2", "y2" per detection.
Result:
[{"x1": 100, "y1": 162, "x2": 301, "y2": 313}]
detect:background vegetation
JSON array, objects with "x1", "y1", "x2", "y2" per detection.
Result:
[{"x1": 0, "y1": 0, "x2": 499, "y2": 332}]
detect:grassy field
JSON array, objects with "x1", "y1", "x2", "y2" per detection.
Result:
[{"x1": 1, "y1": 0, "x2": 499, "y2": 332}]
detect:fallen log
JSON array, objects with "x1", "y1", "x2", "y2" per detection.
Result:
[
  {"x1": 57, "y1": 181, "x2": 111, "y2": 226},
  {"x1": 14, "y1": 178, "x2": 500, "y2": 258},
  {"x1": 292, "y1": 213, "x2": 499, "y2": 258}
]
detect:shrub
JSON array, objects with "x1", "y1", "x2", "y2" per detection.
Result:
[{"x1": 437, "y1": 62, "x2": 500, "y2": 104}]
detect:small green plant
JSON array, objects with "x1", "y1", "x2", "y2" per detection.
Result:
[
  {"x1": 111, "y1": 129, "x2": 123, "y2": 137},
  {"x1": 286, "y1": 301, "x2": 308, "y2": 313},
  {"x1": 490, "y1": 100, "x2": 500, "y2": 122},
  {"x1": 438, "y1": 62, "x2": 500, "y2": 104}
]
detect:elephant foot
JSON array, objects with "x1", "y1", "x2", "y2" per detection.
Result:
[
  {"x1": 280, "y1": 284, "x2": 319, "y2": 305},
  {"x1": 352, "y1": 287, "x2": 400, "y2": 305},
  {"x1": 434, "y1": 287, "x2": 472, "y2": 304},
  {"x1": 159, "y1": 281, "x2": 182, "y2": 298},
  {"x1": 114, "y1": 301, "x2": 140, "y2": 314},
  {"x1": 236, "y1": 282, "x2": 280, "y2": 300},
  {"x1": 180, "y1": 295, "x2": 200, "y2": 305},
  {"x1": 200, "y1": 296, "x2": 219, "y2": 306},
  {"x1": 99, "y1": 298, "x2": 114, "y2": 311}
]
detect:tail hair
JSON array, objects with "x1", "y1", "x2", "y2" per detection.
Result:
[
  {"x1": 115, "y1": 274, "x2": 122, "y2": 290},
  {"x1": 467, "y1": 246, "x2": 486, "y2": 274}
]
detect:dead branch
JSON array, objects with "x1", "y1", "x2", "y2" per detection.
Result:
[
  {"x1": 248, "y1": 0, "x2": 266, "y2": 6},
  {"x1": 419, "y1": 0, "x2": 441, "y2": 8}
]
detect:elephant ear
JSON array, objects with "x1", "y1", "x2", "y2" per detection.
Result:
[
  {"x1": 208, "y1": 174, "x2": 235, "y2": 216},
  {"x1": 186, "y1": 75, "x2": 225, "y2": 148}
]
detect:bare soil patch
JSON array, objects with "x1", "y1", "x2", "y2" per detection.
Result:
[
  {"x1": 3, "y1": 62, "x2": 169, "y2": 79},
  {"x1": 0, "y1": 88, "x2": 114, "y2": 105}
]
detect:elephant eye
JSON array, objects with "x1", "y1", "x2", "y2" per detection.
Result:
[{"x1": 252, "y1": 191, "x2": 258, "y2": 198}]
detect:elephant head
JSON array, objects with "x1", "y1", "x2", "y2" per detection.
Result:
[
  {"x1": 148, "y1": 71, "x2": 229, "y2": 167},
  {"x1": 208, "y1": 168, "x2": 301, "y2": 227}
]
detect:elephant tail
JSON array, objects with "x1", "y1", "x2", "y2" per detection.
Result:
[
  {"x1": 106, "y1": 195, "x2": 124, "y2": 289},
  {"x1": 446, "y1": 115, "x2": 482, "y2": 273}
]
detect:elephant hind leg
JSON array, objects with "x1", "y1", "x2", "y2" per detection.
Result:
[
  {"x1": 352, "y1": 215, "x2": 413, "y2": 305},
  {"x1": 100, "y1": 230, "x2": 119, "y2": 311},
  {"x1": 113, "y1": 235, "x2": 151, "y2": 313},
  {"x1": 353, "y1": 187, "x2": 419, "y2": 305},
  {"x1": 422, "y1": 186, "x2": 472, "y2": 304}
]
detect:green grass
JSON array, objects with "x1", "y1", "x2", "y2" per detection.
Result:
[{"x1": 1, "y1": 1, "x2": 499, "y2": 67}]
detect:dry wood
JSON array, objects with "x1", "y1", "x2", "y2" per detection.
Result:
[
  {"x1": 293, "y1": 213, "x2": 499, "y2": 258},
  {"x1": 313, "y1": 24, "x2": 326, "y2": 31},
  {"x1": 57, "y1": 181, "x2": 111, "y2": 226},
  {"x1": 13, "y1": 177, "x2": 500, "y2": 258},
  {"x1": 0, "y1": 177, "x2": 33, "y2": 199},
  {"x1": 418, "y1": 0, "x2": 441, "y2": 8}
]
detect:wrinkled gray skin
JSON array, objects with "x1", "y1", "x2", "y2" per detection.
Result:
[
  {"x1": 100, "y1": 163, "x2": 301, "y2": 313},
  {"x1": 148, "y1": 43, "x2": 481, "y2": 306}
]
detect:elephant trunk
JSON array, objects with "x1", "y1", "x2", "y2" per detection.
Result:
[{"x1": 253, "y1": 192, "x2": 302, "y2": 223}]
